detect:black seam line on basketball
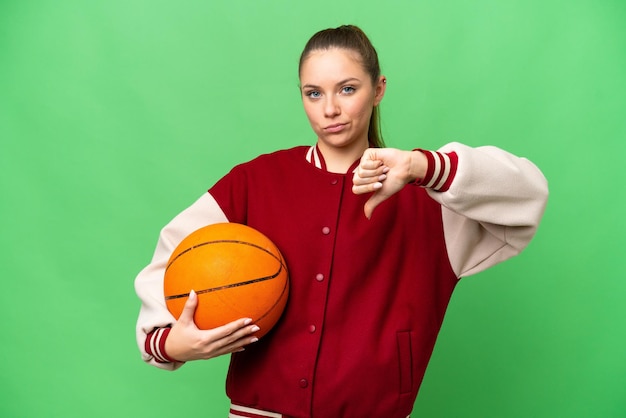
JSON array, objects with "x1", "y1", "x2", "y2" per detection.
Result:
[
  {"x1": 165, "y1": 239, "x2": 284, "y2": 271},
  {"x1": 164, "y1": 263, "x2": 285, "y2": 300},
  {"x1": 253, "y1": 269, "x2": 289, "y2": 323}
]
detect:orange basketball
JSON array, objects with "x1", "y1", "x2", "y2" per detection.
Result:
[{"x1": 163, "y1": 223, "x2": 289, "y2": 338}]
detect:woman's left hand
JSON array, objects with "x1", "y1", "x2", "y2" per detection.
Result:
[{"x1": 352, "y1": 148, "x2": 427, "y2": 219}]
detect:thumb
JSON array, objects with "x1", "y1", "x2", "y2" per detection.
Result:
[
  {"x1": 364, "y1": 192, "x2": 386, "y2": 219},
  {"x1": 178, "y1": 289, "x2": 199, "y2": 323}
]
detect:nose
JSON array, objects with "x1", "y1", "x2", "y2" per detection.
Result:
[{"x1": 324, "y1": 96, "x2": 340, "y2": 118}]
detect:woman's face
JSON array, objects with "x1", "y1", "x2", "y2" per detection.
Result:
[{"x1": 299, "y1": 48, "x2": 385, "y2": 154}]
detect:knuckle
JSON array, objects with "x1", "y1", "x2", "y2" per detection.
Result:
[{"x1": 197, "y1": 334, "x2": 212, "y2": 346}]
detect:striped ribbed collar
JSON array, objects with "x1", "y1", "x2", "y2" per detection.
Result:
[
  {"x1": 304, "y1": 144, "x2": 362, "y2": 174},
  {"x1": 305, "y1": 144, "x2": 327, "y2": 171}
]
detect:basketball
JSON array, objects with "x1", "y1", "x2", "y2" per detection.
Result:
[{"x1": 163, "y1": 222, "x2": 289, "y2": 338}]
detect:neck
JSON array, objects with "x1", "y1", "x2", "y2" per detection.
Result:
[{"x1": 317, "y1": 139, "x2": 369, "y2": 173}]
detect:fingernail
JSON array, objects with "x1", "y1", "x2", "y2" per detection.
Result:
[
  {"x1": 189, "y1": 289, "x2": 196, "y2": 298},
  {"x1": 251, "y1": 325, "x2": 260, "y2": 332},
  {"x1": 378, "y1": 174, "x2": 387, "y2": 181},
  {"x1": 383, "y1": 166, "x2": 390, "y2": 173},
  {"x1": 373, "y1": 182, "x2": 383, "y2": 190},
  {"x1": 250, "y1": 337, "x2": 259, "y2": 343},
  {"x1": 244, "y1": 318, "x2": 252, "y2": 325}
]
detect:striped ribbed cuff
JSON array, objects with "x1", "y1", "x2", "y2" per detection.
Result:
[
  {"x1": 413, "y1": 149, "x2": 458, "y2": 192},
  {"x1": 145, "y1": 327, "x2": 176, "y2": 363}
]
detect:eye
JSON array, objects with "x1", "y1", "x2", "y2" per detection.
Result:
[
  {"x1": 341, "y1": 86, "x2": 356, "y2": 94},
  {"x1": 305, "y1": 90, "x2": 322, "y2": 99}
]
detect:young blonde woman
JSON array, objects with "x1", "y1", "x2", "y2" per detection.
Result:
[{"x1": 135, "y1": 25, "x2": 549, "y2": 418}]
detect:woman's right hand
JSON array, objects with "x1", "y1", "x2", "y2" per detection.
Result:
[{"x1": 164, "y1": 290, "x2": 260, "y2": 362}]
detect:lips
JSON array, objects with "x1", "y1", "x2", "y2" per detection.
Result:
[{"x1": 323, "y1": 123, "x2": 347, "y2": 133}]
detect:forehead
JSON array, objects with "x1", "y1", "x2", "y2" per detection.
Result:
[{"x1": 299, "y1": 48, "x2": 367, "y2": 84}]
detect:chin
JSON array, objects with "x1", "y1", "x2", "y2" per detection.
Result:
[
  {"x1": 321, "y1": 139, "x2": 355, "y2": 150},
  {"x1": 333, "y1": 135, "x2": 367, "y2": 149}
]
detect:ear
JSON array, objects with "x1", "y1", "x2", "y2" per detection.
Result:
[{"x1": 373, "y1": 75, "x2": 387, "y2": 106}]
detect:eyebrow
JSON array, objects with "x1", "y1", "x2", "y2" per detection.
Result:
[{"x1": 301, "y1": 77, "x2": 361, "y2": 90}]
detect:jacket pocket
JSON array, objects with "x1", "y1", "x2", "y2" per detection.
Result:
[{"x1": 397, "y1": 331, "x2": 413, "y2": 395}]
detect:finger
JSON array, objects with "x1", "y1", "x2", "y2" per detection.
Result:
[
  {"x1": 358, "y1": 158, "x2": 383, "y2": 171},
  {"x1": 224, "y1": 325, "x2": 261, "y2": 348},
  {"x1": 354, "y1": 159, "x2": 386, "y2": 177},
  {"x1": 209, "y1": 325, "x2": 261, "y2": 356},
  {"x1": 230, "y1": 337, "x2": 260, "y2": 353},
  {"x1": 178, "y1": 289, "x2": 199, "y2": 324},
  {"x1": 352, "y1": 162, "x2": 388, "y2": 190},
  {"x1": 216, "y1": 335, "x2": 260, "y2": 356},
  {"x1": 352, "y1": 181, "x2": 383, "y2": 195},
  {"x1": 211, "y1": 317, "x2": 255, "y2": 339},
  {"x1": 354, "y1": 163, "x2": 388, "y2": 177},
  {"x1": 359, "y1": 148, "x2": 380, "y2": 165},
  {"x1": 352, "y1": 170, "x2": 388, "y2": 187}
]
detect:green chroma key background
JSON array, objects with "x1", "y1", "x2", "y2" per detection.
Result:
[{"x1": 1, "y1": 1, "x2": 624, "y2": 416}]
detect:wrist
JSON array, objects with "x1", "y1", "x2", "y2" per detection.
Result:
[
  {"x1": 407, "y1": 150, "x2": 428, "y2": 183},
  {"x1": 146, "y1": 327, "x2": 178, "y2": 363},
  {"x1": 411, "y1": 148, "x2": 458, "y2": 192}
]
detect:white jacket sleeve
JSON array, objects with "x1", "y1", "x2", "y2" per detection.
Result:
[
  {"x1": 134, "y1": 193, "x2": 228, "y2": 369},
  {"x1": 426, "y1": 142, "x2": 549, "y2": 278}
]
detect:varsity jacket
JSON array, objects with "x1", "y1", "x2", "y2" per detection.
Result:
[{"x1": 135, "y1": 142, "x2": 548, "y2": 418}]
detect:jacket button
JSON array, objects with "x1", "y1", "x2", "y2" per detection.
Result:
[
  {"x1": 299, "y1": 378, "x2": 308, "y2": 388},
  {"x1": 309, "y1": 325, "x2": 316, "y2": 333},
  {"x1": 331, "y1": 179, "x2": 338, "y2": 185},
  {"x1": 322, "y1": 226, "x2": 330, "y2": 235},
  {"x1": 315, "y1": 273, "x2": 324, "y2": 282}
]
